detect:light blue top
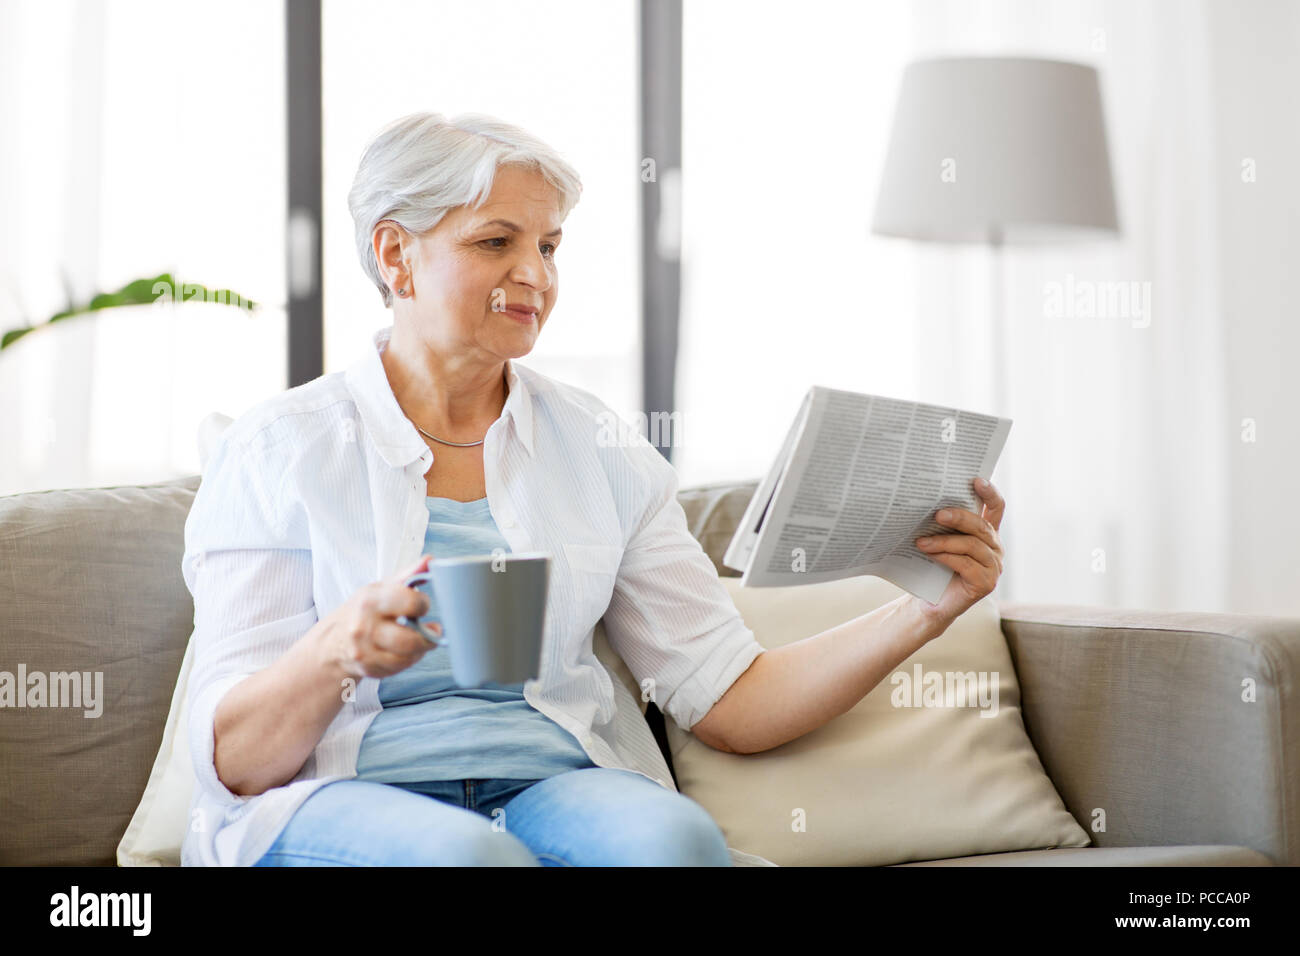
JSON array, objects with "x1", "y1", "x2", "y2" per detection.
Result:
[{"x1": 355, "y1": 495, "x2": 596, "y2": 784}]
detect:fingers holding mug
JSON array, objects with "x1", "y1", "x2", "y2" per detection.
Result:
[{"x1": 394, "y1": 564, "x2": 444, "y2": 647}]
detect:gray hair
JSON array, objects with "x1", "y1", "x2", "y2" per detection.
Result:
[{"x1": 347, "y1": 111, "x2": 583, "y2": 308}]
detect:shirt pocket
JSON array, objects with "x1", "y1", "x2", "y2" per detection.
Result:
[{"x1": 561, "y1": 543, "x2": 622, "y2": 619}]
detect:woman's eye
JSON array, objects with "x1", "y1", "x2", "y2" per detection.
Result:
[{"x1": 481, "y1": 237, "x2": 557, "y2": 258}]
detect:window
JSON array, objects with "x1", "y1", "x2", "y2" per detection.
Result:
[
  {"x1": 0, "y1": 0, "x2": 286, "y2": 494},
  {"x1": 675, "y1": 0, "x2": 918, "y2": 486},
  {"x1": 321, "y1": 0, "x2": 640, "y2": 416}
]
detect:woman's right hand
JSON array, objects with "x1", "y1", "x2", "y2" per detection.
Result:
[{"x1": 320, "y1": 555, "x2": 442, "y2": 680}]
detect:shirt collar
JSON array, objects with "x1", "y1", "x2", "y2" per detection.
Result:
[{"x1": 344, "y1": 324, "x2": 536, "y2": 469}]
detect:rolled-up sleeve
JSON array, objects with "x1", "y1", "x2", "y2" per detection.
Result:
[
  {"x1": 182, "y1": 428, "x2": 316, "y2": 804},
  {"x1": 602, "y1": 436, "x2": 765, "y2": 733}
]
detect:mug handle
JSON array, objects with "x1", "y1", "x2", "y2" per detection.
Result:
[{"x1": 397, "y1": 571, "x2": 451, "y2": 646}]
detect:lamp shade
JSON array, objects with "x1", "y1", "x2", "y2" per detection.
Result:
[{"x1": 871, "y1": 56, "x2": 1119, "y2": 243}]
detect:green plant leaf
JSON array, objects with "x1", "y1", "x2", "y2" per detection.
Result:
[
  {"x1": 0, "y1": 273, "x2": 258, "y2": 351},
  {"x1": 1, "y1": 327, "x2": 34, "y2": 349}
]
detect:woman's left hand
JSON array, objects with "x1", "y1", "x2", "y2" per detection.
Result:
[{"x1": 910, "y1": 478, "x2": 1006, "y2": 628}]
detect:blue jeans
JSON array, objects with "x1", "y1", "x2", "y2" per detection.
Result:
[{"x1": 251, "y1": 767, "x2": 732, "y2": 866}]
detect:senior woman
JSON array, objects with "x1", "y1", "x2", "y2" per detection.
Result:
[{"x1": 180, "y1": 112, "x2": 1007, "y2": 867}]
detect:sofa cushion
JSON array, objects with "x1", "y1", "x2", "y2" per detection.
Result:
[
  {"x1": 0, "y1": 476, "x2": 201, "y2": 866},
  {"x1": 666, "y1": 575, "x2": 1092, "y2": 866},
  {"x1": 895, "y1": 845, "x2": 1273, "y2": 866}
]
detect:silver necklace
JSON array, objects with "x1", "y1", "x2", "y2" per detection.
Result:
[
  {"x1": 415, "y1": 424, "x2": 484, "y2": 447},
  {"x1": 413, "y1": 375, "x2": 508, "y2": 448}
]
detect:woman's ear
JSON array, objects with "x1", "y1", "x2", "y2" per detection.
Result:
[{"x1": 373, "y1": 220, "x2": 415, "y2": 294}]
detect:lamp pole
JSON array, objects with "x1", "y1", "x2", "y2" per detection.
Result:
[{"x1": 987, "y1": 224, "x2": 1014, "y2": 602}]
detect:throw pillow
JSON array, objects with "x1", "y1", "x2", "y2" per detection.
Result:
[{"x1": 664, "y1": 575, "x2": 1092, "y2": 866}]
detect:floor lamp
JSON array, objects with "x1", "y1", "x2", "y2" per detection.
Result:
[{"x1": 871, "y1": 56, "x2": 1120, "y2": 599}]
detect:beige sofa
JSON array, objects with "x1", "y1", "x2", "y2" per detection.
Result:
[{"x1": 0, "y1": 475, "x2": 1293, "y2": 866}]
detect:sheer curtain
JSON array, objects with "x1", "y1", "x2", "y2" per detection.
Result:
[
  {"x1": 907, "y1": 0, "x2": 1230, "y2": 611},
  {"x1": 677, "y1": 0, "x2": 1238, "y2": 612}
]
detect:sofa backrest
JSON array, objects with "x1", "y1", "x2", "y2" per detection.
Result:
[
  {"x1": 0, "y1": 474, "x2": 759, "y2": 866},
  {"x1": 0, "y1": 477, "x2": 200, "y2": 865}
]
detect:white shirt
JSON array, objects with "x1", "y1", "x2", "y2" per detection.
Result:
[{"x1": 181, "y1": 324, "x2": 765, "y2": 866}]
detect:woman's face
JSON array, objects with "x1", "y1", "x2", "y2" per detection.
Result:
[{"x1": 402, "y1": 164, "x2": 562, "y2": 364}]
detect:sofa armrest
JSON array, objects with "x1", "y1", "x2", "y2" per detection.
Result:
[{"x1": 997, "y1": 602, "x2": 1300, "y2": 865}]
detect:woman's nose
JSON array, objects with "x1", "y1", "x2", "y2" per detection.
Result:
[{"x1": 510, "y1": 245, "x2": 552, "y2": 290}]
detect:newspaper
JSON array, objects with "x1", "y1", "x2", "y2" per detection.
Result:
[{"x1": 722, "y1": 386, "x2": 1012, "y2": 604}]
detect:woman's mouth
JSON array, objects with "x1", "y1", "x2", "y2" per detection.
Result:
[{"x1": 503, "y1": 307, "x2": 537, "y2": 324}]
